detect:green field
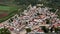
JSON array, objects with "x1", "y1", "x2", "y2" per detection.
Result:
[
  {"x1": 0, "y1": 6, "x2": 17, "y2": 11},
  {"x1": 0, "y1": 5, "x2": 18, "y2": 23},
  {"x1": 0, "y1": 4, "x2": 27, "y2": 23}
]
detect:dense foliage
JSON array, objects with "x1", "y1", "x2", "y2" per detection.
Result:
[
  {"x1": 39, "y1": 0, "x2": 60, "y2": 9},
  {"x1": 26, "y1": 28, "x2": 31, "y2": 33},
  {"x1": 14, "y1": 0, "x2": 40, "y2": 6},
  {"x1": 0, "y1": 27, "x2": 11, "y2": 34}
]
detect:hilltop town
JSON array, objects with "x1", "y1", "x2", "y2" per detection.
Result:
[
  {"x1": 0, "y1": 5, "x2": 60, "y2": 34},
  {"x1": 0, "y1": 0, "x2": 60, "y2": 34}
]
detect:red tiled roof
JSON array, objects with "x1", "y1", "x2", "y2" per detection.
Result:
[{"x1": 38, "y1": 29, "x2": 43, "y2": 32}]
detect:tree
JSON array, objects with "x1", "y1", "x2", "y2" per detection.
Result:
[
  {"x1": 46, "y1": 19, "x2": 50, "y2": 24},
  {"x1": 26, "y1": 28, "x2": 31, "y2": 34},
  {"x1": 0, "y1": 27, "x2": 11, "y2": 34},
  {"x1": 49, "y1": 8, "x2": 56, "y2": 12},
  {"x1": 41, "y1": 26, "x2": 49, "y2": 33},
  {"x1": 14, "y1": 0, "x2": 39, "y2": 6}
]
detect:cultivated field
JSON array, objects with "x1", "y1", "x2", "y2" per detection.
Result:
[{"x1": 0, "y1": 5, "x2": 18, "y2": 23}]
